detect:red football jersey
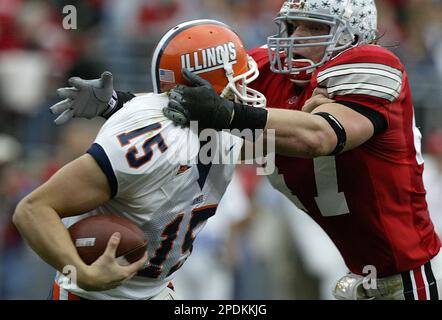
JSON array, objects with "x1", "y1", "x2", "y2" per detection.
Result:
[{"x1": 249, "y1": 45, "x2": 441, "y2": 277}]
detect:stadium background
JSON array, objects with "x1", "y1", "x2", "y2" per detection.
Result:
[{"x1": 1, "y1": 0, "x2": 442, "y2": 299}]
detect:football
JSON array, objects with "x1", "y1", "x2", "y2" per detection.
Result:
[{"x1": 68, "y1": 215, "x2": 147, "y2": 265}]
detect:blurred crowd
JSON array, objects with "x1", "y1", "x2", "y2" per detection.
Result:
[{"x1": 1, "y1": 0, "x2": 442, "y2": 299}]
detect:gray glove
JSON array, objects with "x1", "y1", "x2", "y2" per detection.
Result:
[{"x1": 50, "y1": 71, "x2": 114, "y2": 125}]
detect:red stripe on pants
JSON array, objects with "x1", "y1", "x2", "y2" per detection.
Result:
[
  {"x1": 67, "y1": 292, "x2": 81, "y2": 300},
  {"x1": 52, "y1": 282, "x2": 60, "y2": 300},
  {"x1": 413, "y1": 269, "x2": 427, "y2": 300},
  {"x1": 52, "y1": 282, "x2": 83, "y2": 300}
]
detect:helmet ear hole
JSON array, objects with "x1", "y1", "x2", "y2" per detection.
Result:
[
  {"x1": 285, "y1": 21, "x2": 295, "y2": 37},
  {"x1": 352, "y1": 35, "x2": 359, "y2": 45}
]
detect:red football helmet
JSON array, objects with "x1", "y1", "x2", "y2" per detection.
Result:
[{"x1": 151, "y1": 19, "x2": 266, "y2": 107}]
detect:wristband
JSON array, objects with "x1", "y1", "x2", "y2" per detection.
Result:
[
  {"x1": 229, "y1": 103, "x2": 268, "y2": 132},
  {"x1": 102, "y1": 91, "x2": 136, "y2": 119},
  {"x1": 102, "y1": 90, "x2": 118, "y2": 118}
]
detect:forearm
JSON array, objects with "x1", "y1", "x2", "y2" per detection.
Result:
[
  {"x1": 264, "y1": 108, "x2": 336, "y2": 158},
  {"x1": 229, "y1": 104, "x2": 335, "y2": 159},
  {"x1": 13, "y1": 155, "x2": 111, "y2": 272},
  {"x1": 13, "y1": 197, "x2": 89, "y2": 279},
  {"x1": 12, "y1": 155, "x2": 140, "y2": 292}
]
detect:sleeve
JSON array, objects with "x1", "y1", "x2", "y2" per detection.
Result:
[
  {"x1": 85, "y1": 115, "x2": 174, "y2": 199},
  {"x1": 315, "y1": 47, "x2": 404, "y2": 127},
  {"x1": 337, "y1": 100, "x2": 388, "y2": 135},
  {"x1": 87, "y1": 143, "x2": 119, "y2": 198},
  {"x1": 86, "y1": 125, "x2": 128, "y2": 199}
]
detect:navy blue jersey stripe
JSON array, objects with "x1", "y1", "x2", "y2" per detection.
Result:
[
  {"x1": 87, "y1": 143, "x2": 118, "y2": 198},
  {"x1": 401, "y1": 271, "x2": 415, "y2": 300},
  {"x1": 197, "y1": 138, "x2": 214, "y2": 190},
  {"x1": 424, "y1": 262, "x2": 439, "y2": 300}
]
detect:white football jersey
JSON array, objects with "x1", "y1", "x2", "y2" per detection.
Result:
[{"x1": 55, "y1": 93, "x2": 243, "y2": 300}]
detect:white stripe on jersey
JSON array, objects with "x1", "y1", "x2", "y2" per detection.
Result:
[
  {"x1": 318, "y1": 67, "x2": 402, "y2": 84},
  {"x1": 421, "y1": 265, "x2": 431, "y2": 300},
  {"x1": 409, "y1": 270, "x2": 418, "y2": 300},
  {"x1": 326, "y1": 83, "x2": 401, "y2": 101},
  {"x1": 318, "y1": 63, "x2": 403, "y2": 80},
  {"x1": 318, "y1": 63, "x2": 403, "y2": 102},
  {"x1": 325, "y1": 73, "x2": 402, "y2": 100},
  {"x1": 59, "y1": 287, "x2": 69, "y2": 300}
]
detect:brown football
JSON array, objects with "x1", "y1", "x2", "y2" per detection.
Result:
[{"x1": 68, "y1": 215, "x2": 147, "y2": 265}]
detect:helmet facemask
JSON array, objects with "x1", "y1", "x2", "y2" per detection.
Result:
[
  {"x1": 220, "y1": 51, "x2": 266, "y2": 108},
  {"x1": 268, "y1": 9, "x2": 358, "y2": 81}
]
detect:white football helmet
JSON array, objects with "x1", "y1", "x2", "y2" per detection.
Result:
[{"x1": 267, "y1": 0, "x2": 378, "y2": 83}]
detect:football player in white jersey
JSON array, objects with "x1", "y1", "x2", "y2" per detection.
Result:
[{"x1": 12, "y1": 19, "x2": 266, "y2": 300}]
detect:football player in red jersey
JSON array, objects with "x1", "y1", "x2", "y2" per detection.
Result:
[{"x1": 50, "y1": 1, "x2": 442, "y2": 300}]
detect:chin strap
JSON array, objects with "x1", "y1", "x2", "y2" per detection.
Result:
[
  {"x1": 289, "y1": 78, "x2": 311, "y2": 85},
  {"x1": 220, "y1": 50, "x2": 235, "y2": 99},
  {"x1": 287, "y1": 58, "x2": 316, "y2": 84}
]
